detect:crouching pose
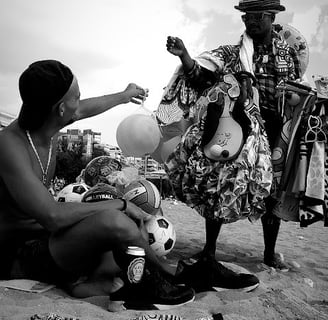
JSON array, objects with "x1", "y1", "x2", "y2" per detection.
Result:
[{"x1": 0, "y1": 60, "x2": 194, "y2": 310}]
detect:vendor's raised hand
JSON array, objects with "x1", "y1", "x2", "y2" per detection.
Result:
[
  {"x1": 123, "y1": 83, "x2": 148, "y2": 105},
  {"x1": 166, "y1": 36, "x2": 187, "y2": 57},
  {"x1": 166, "y1": 36, "x2": 194, "y2": 73}
]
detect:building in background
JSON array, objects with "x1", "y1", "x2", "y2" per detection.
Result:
[
  {"x1": 0, "y1": 111, "x2": 15, "y2": 130},
  {"x1": 93, "y1": 143, "x2": 122, "y2": 161},
  {"x1": 58, "y1": 128, "x2": 126, "y2": 161},
  {"x1": 136, "y1": 155, "x2": 162, "y2": 176},
  {"x1": 146, "y1": 157, "x2": 159, "y2": 173},
  {"x1": 58, "y1": 128, "x2": 102, "y2": 159}
]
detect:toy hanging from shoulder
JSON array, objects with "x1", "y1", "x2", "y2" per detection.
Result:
[{"x1": 201, "y1": 71, "x2": 256, "y2": 161}]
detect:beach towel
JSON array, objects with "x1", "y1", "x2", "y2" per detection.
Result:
[
  {"x1": 272, "y1": 82, "x2": 327, "y2": 226},
  {"x1": 30, "y1": 314, "x2": 79, "y2": 320},
  {"x1": 0, "y1": 279, "x2": 55, "y2": 293}
]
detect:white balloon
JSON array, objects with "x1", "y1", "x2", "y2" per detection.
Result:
[
  {"x1": 151, "y1": 135, "x2": 181, "y2": 163},
  {"x1": 116, "y1": 114, "x2": 161, "y2": 157}
]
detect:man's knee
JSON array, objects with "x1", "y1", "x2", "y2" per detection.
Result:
[{"x1": 94, "y1": 211, "x2": 141, "y2": 244}]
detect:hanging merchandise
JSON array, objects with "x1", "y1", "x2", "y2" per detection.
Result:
[{"x1": 272, "y1": 80, "x2": 328, "y2": 227}]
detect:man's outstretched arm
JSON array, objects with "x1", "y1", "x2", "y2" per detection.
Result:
[{"x1": 74, "y1": 83, "x2": 147, "y2": 121}]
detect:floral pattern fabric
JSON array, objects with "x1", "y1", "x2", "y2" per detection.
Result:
[
  {"x1": 165, "y1": 86, "x2": 272, "y2": 223},
  {"x1": 157, "y1": 32, "x2": 300, "y2": 224}
]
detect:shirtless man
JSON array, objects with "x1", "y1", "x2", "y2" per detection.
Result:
[{"x1": 0, "y1": 60, "x2": 194, "y2": 310}]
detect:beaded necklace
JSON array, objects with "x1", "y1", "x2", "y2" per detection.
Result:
[
  {"x1": 26, "y1": 130, "x2": 53, "y2": 185},
  {"x1": 254, "y1": 43, "x2": 271, "y2": 74}
]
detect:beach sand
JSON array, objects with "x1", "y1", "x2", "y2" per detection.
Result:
[{"x1": 1, "y1": 199, "x2": 327, "y2": 320}]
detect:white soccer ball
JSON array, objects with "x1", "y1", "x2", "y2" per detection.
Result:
[
  {"x1": 145, "y1": 215, "x2": 176, "y2": 257},
  {"x1": 56, "y1": 182, "x2": 90, "y2": 202}
]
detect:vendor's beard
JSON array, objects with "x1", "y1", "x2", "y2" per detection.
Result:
[{"x1": 246, "y1": 28, "x2": 271, "y2": 45}]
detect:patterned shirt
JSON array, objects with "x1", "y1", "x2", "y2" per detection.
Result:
[
  {"x1": 253, "y1": 37, "x2": 301, "y2": 112},
  {"x1": 187, "y1": 31, "x2": 302, "y2": 147}
]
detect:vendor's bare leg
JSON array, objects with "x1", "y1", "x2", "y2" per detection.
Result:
[
  {"x1": 261, "y1": 197, "x2": 288, "y2": 271},
  {"x1": 261, "y1": 212, "x2": 281, "y2": 260},
  {"x1": 202, "y1": 218, "x2": 223, "y2": 258}
]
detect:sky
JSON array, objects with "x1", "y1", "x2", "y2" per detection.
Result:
[{"x1": 1, "y1": 0, "x2": 328, "y2": 146}]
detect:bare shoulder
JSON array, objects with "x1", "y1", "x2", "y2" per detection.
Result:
[{"x1": 0, "y1": 121, "x2": 29, "y2": 165}]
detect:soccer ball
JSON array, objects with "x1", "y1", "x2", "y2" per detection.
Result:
[
  {"x1": 145, "y1": 216, "x2": 176, "y2": 257},
  {"x1": 123, "y1": 179, "x2": 161, "y2": 215},
  {"x1": 84, "y1": 156, "x2": 122, "y2": 187},
  {"x1": 56, "y1": 182, "x2": 89, "y2": 202},
  {"x1": 82, "y1": 183, "x2": 123, "y2": 202}
]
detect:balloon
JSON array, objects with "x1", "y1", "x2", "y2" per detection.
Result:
[
  {"x1": 116, "y1": 114, "x2": 161, "y2": 157},
  {"x1": 277, "y1": 24, "x2": 309, "y2": 77},
  {"x1": 150, "y1": 120, "x2": 190, "y2": 163},
  {"x1": 151, "y1": 135, "x2": 181, "y2": 163},
  {"x1": 160, "y1": 135, "x2": 181, "y2": 162},
  {"x1": 150, "y1": 143, "x2": 163, "y2": 163}
]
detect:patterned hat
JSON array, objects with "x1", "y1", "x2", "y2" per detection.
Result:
[{"x1": 235, "y1": 0, "x2": 285, "y2": 13}]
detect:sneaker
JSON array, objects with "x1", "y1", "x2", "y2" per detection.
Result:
[
  {"x1": 176, "y1": 255, "x2": 259, "y2": 293},
  {"x1": 109, "y1": 267, "x2": 195, "y2": 310},
  {"x1": 264, "y1": 253, "x2": 289, "y2": 272}
]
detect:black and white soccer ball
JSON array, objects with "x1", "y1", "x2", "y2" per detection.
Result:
[
  {"x1": 56, "y1": 182, "x2": 89, "y2": 202},
  {"x1": 145, "y1": 215, "x2": 176, "y2": 257}
]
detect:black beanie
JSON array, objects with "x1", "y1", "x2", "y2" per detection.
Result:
[{"x1": 18, "y1": 60, "x2": 74, "y2": 131}]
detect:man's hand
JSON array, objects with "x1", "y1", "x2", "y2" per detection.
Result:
[
  {"x1": 123, "y1": 83, "x2": 148, "y2": 105},
  {"x1": 138, "y1": 219, "x2": 150, "y2": 242},
  {"x1": 166, "y1": 36, "x2": 187, "y2": 58},
  {"x1": 124, "y1": 201, "x2": 152, "y2": 241},
  {"x1": 124, "y1": 200, "x2": 152, "y2": 223}
]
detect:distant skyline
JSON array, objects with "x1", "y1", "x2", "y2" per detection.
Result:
[{"x1": 1, "y1": 0, "x2": 327, "y2": 145}]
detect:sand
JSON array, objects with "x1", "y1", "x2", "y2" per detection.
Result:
[{"x1": 1, "y1": 199, "x2": 327, "y2": 320}]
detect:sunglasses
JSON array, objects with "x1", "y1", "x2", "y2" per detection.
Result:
[{"x1": 241, "y1": 12, "x2": 272, "y2": 22}]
